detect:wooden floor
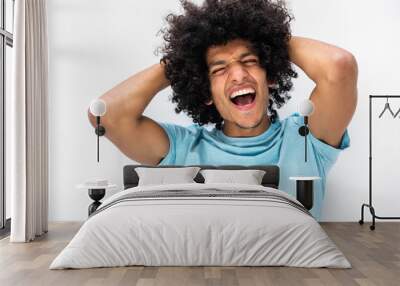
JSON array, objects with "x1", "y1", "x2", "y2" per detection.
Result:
[{"x1": 0, "y1": 222, "x2": 399, "y2": 286}]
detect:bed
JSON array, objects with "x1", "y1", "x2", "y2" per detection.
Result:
[{"x1": 50, "y1": 165, "x2": 350, "y2": 269}]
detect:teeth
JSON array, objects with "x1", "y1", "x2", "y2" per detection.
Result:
[{"x1": 230, "y1": 88, "x2": 256, "y2": 99}]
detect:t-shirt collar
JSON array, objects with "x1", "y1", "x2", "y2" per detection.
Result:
[{"x1": 215, "y1": 119, "x2": 281, "y2": 146}]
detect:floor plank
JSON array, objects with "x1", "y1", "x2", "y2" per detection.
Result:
[{"x1": 0, "y1": 222, "x2": 399, "y2": 286}]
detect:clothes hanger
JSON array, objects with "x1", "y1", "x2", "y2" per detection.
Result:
[
  {"x1": 393, "y1": 106, "x2": 400, "y2": 118},
  {"x1": 378, "y1": 97, "x2": 395, "y2": 118}
]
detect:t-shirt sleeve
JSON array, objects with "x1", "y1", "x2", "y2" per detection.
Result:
[
  {"x1": 308, "y1": 128, "x2": 350, "y2": 164},
  {"x1": 289, "y1": 112, "x2": 351, "y2": 175},
  {"x1": 157, "y1": 122, "x2": 195, "y2": 165}
]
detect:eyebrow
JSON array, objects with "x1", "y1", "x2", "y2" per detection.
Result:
[{"x1": 208, "y1": 52, "x2": 256, "y2": 69}]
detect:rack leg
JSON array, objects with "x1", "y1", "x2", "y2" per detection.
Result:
[
  {"x1": 359, "y1": 204, "x2": 366, "y2": 225},
  {"x1": 370, "y1": 206, "x2": 376, "y2": 231},
  {"x1": 359, "y1": 203, "x2": 376, "y2": 230}
]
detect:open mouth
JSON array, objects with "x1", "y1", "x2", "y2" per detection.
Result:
[{"x1": 230, "y1": 92, "x2": 256, "y2": 110}]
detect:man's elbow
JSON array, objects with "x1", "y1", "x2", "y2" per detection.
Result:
[
  {"x1": 328, "y1": 51, "x2": 358, "y2": 83},
  {"x1": 87, "y1": 108, "x2": 97, "y2": 128}
]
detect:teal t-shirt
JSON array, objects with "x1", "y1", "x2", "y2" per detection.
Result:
[{"x1": 158, "y1": 112, "x2": 350, "y2": 220}]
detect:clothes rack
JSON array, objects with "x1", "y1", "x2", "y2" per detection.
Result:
[{"x1": 359, "y1": 95, "x2": 400, "y2": 230}]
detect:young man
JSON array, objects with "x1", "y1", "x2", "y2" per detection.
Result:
[{"x1": 88, "y1": 0, "x2": 357, "y2": 219}]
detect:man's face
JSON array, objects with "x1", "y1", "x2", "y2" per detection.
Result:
[{"x1": 206, "y1": 39, "x2": 271, "y2": 135}]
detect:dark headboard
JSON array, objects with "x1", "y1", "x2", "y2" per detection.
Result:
[{"x1": 123, "y1": 165, "x2": 280, "y2": 189}]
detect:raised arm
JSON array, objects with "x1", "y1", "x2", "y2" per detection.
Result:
[
  {"x1": 88, "y1": 62, "x2": 171, "y2": 165},
  {"x1": 288, "y1": 36, "x2": 358, "y2": 148}
]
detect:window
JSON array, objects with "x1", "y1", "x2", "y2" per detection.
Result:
[{"x1": 0, "y1": 0, "x2": 14, "y2": 237}]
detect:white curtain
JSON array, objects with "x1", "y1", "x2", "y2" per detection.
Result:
[{"x1": 9, "y1": 0, "x2": 48, "y2": 242}]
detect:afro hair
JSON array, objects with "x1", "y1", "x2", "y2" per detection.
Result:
[{"x1": 158, "y1": 0, "x2": 298, "y2": 129}]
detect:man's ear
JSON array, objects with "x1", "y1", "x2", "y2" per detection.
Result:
[{"x1": 205, "y1": 99, "x2": 213, "y2": 106}]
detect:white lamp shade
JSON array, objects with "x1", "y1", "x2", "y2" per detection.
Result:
[
  {"x1": 299, "y1": 99, "x2": 315, "y2": 116},
  {"x1": 89, "y1": 99, "x2": 107, "y2": 117}
]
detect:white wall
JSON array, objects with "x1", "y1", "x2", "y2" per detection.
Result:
[{"x1": 47, "y1": 0, "x2": 400, "y2": 221}]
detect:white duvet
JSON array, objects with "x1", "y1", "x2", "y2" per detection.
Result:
[{"x1": 50, "y1": 183, "x2": 351, "y2": 269}]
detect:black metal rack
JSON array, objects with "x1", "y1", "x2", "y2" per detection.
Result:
[{"x1": 359, "y1": 95, "x2": 400, "y2": 230}]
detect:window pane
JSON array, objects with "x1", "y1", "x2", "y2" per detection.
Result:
[
  {"x1": 1, "y1": 0, "x2": 3, "y2": 29},
  {"x1": 5, "y1": 44, "x2": 12, "y2": 219},
  {"x1": 6, "y1": 0, "x2": 14, "y2": 33},
  {"x1": 0, "y1": 37, "x2": 3, "y2": 227}
]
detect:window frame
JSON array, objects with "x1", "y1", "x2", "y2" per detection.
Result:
[{"x1": 0, "y1": 0, "x2": 14, "y2": 236}]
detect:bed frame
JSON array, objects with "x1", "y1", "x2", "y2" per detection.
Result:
[{"x1": 123, "y1": 165, "x2": 280, "y2": 189}]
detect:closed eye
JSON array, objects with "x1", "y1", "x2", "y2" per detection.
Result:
[
  {"x1": 209, "y1": 58, "x2": 259, "y2": 76},
  {"x1": 211, "y1": 67, "x2": 226, "y2": 75},
  {"x1": 242, "y1": 59, "x2": 259, "y2": 65}
]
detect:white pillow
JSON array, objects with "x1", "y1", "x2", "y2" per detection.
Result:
[
  {"x1": 200, "y1": 169, "x2": 266, "y2": 185},
  {"x1": 135, "y1": 167, "x2": 201, "y2": 186}
]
